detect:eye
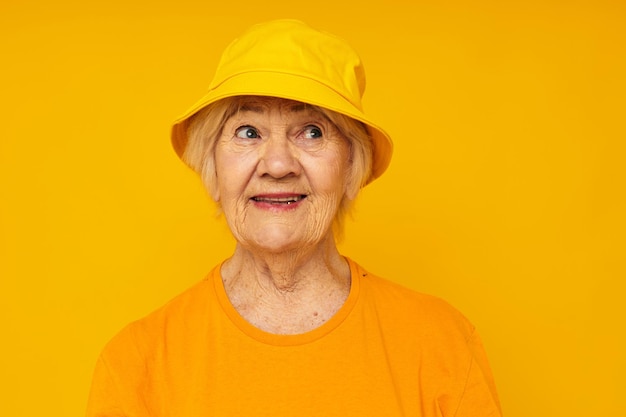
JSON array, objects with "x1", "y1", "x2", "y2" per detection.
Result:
[
  {"x1": 303, "y1": 125, "x2": 323, "y2": 139},
  {"x1": 235, "y1": 125, "x2": 260, "y2": 139}
]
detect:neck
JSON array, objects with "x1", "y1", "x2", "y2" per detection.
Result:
[
  {"x1": 219, "y1": 235, "x2": 351, "y2": 334},
  {"x1": 221, "y1": 233, "x2": 349, "y2": 294}
]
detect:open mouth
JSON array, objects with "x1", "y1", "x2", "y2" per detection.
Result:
[{"x1": 251, "y1": 195, "x2": 307, "y2": 205}]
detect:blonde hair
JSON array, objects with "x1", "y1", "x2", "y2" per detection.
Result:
[{"x1": 183, "y1": 96, "x2": 373, "y2": 236}]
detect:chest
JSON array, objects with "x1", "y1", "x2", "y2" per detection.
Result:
[{"x1": 143, "y1": 324, "x2": 439, "y2": 417}]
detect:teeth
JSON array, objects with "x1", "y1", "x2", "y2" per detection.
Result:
[{"x1": 252, "y1": 195, "x2": 305, "y2": 204}]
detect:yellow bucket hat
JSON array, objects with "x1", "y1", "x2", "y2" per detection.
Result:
[{"x1": 171, "y1": 19, "x2": 393, "y2": 183}]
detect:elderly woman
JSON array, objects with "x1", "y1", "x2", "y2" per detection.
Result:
[{"x1": 87, "y1": 19, "x2": 502, "y2": 417}]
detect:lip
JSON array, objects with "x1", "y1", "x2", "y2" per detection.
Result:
[{"x1": 250, "y1": 193, "x2": 308, "y2": 210}]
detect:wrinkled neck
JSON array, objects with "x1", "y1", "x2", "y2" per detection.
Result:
[{"x1": 221, "y1": 233, "x2": 348, "y2": 294}]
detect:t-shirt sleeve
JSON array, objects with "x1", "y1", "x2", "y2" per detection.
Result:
[
  {"x1": 85, "y1": 323, "x2": 148, "y2": 417},
  {"x1": 450, "y1": 330, "x2": 503, "y2": 417},
  {"x1": 85, "y1": 354, "x2": 127, "y2": 417}
]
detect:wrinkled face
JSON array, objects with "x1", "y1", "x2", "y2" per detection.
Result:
[{"x1": 213, "y1": 97, "x2": 351, "y2": 253}]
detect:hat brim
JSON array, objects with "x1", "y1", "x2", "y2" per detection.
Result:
[{"x1": 171, "y1": 71, "x2": 392, "y2": 183}]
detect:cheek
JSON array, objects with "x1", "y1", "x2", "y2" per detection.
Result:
[
  {"x1": 314, "y1": 155, "x2": 350, "y2": 196},
  {"x1": 213, "y1": 150, "x2": 249, "y2": 200},
  {"x1": 307, "y1": 195, "x2": 340, "y2": 236},
  {"x1": 305, "y1": 158, "x2": 348, "y2": 226}
]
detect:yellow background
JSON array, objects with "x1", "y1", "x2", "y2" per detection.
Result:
[{"x1": 1, "y1": 1, "x2": 624, "y2": 416}]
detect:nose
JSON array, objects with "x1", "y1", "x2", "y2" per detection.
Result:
[{"x1": 256, "y1": 134, "x2": 302, "y2": 179}]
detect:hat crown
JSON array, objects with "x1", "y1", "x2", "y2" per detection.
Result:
[{"x1": 210, "y1": 19, "x2": 366, "y2": 111}]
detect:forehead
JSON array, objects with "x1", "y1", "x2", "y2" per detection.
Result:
[{"x1": 231, "y1": 96, "x2": 324, "y2": 117}]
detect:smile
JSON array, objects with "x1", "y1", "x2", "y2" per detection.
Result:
[{"x1": 251, "y1": 195, "x2": 307, "y2": 205}]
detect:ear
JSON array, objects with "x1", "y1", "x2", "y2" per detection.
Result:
[
  {"x1": 343, "y1": 160, "x2": 361, "y2": 201},
  {"x1": 209, "y1": 177, "x2": 220, "y2": 202},
  {"x1": 202, "y1": 159, "x2": 220, "y2": 202},
  {"x1": 344, "y1": 182, "x2": 360, "y2": 201}
]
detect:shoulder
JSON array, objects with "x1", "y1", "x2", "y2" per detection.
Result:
[
  {"x1": 347, "y1": 259, "x2": 503, "y2": 415},
  {"x1": 99, "y1": 266, "x2": 218, "y2": 361},
  {"x1": 349, "y1": 258, "x2": 476, "y2": 343}
]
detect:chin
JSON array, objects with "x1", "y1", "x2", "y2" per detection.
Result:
[
  {"x1": 244, "y1": 228, "x2": 328, "y2": 254},
  {"x1": 250, "y1": 236, "x2": 308, "y2": 254}
]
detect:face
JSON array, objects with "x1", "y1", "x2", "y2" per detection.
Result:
[{"x1": 213, "y1": 97, "x2": 351, "y2": 253}]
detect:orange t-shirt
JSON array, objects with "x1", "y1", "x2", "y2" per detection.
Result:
[{"x1": 86, "y1": 258, "x2": 502, "y2": 417}]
